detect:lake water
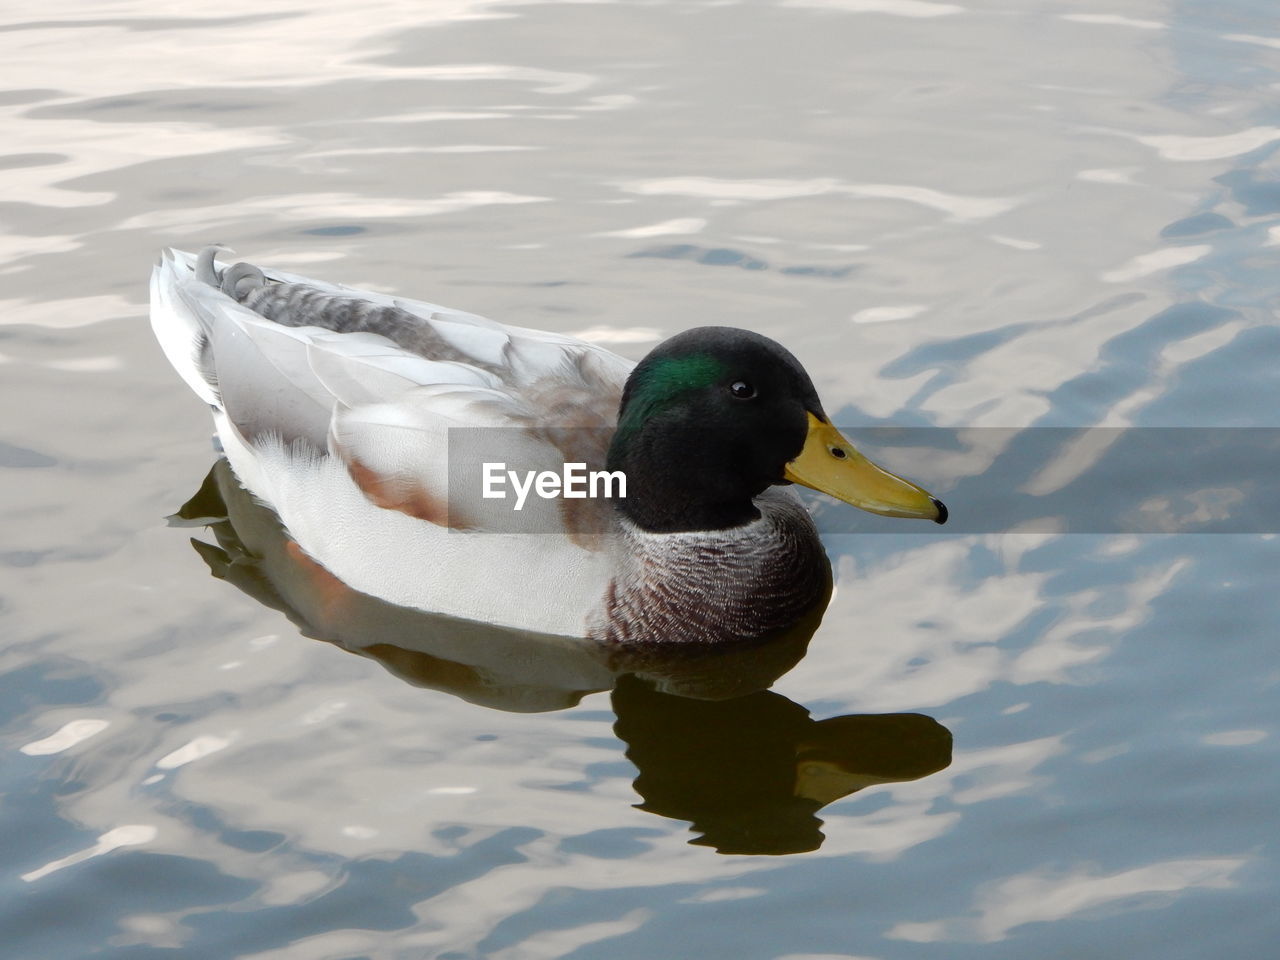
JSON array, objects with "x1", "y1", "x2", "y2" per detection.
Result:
[{"x1": 3, "y1": 1, "x2": 1279, "y2": 957}]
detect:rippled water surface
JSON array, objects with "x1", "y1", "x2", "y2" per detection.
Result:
[{"x1": 3, "y1": 1, "x2": 1279, "y2": 957}]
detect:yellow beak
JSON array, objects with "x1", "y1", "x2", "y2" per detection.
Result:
[{"x1": 783, "y1": 413, "x2": 947, "y2": 523}]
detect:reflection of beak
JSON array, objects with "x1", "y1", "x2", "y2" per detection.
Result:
[
  {"x1": 783, "y1": 413, "x2": 948, "y2": 524},
  {"x1": 794, "y1": 760, "x2": 901, "y2": 804}
]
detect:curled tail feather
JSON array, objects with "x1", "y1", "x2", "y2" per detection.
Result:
[{"x1": 196, "y1": 245, "x2": 268, "y2": 301}]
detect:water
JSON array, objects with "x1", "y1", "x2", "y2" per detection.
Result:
[{"x1": 3, "y1": 0, "x2": 1279, "y2": 956}]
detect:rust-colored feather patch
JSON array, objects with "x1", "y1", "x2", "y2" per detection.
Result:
[
  {"x1": 284, "y1": 538, "x2": 353, "y2": 625},
  {"x1": 345, "y1": 457, "x2": 471, "y2": 529}
]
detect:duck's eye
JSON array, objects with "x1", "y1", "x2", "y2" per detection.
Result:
[
  {"x1": 729, "y1": 380, "x2": 756, "y2": 399},
  {"x1": 829, "y1": 446, "x2": 848, "y2": 460}
]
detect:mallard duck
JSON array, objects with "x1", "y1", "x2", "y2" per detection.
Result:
[
  {"x1": 176, "y1": 458, "x2": 819, "y2": 710},
  {"x1": 151, "y1": 247, "x2": 945, "y2": 646}
]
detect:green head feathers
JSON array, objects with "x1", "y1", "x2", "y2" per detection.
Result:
[
  {"x1": 604, "y1": 327, "x2": 820, "y2": 532},
  {"x1": 613, "y1": 352, "x2": 728, "y2": 443}
]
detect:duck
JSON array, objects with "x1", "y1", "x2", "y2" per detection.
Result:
[
  {"x1": 150, "y1": 247, "x2": 946, "y2": 647},
  {"x1": 176, "y1": 457, "x2": 823, "y2": 710}
]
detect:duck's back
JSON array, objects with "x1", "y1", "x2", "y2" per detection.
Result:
[{"x1": 150, "y1": 248, "x2": 633, "y2": 637}]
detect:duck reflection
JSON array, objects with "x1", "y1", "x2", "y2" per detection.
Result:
[
  {"x1": 175, "y1": 460, "x2": 952, "y2": 854},
  {"x1": 616, "y1": 677, "x2": 951, "y2": 855}
]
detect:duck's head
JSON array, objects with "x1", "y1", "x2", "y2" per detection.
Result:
[{"x1": 606, "y1": 326, "x2": 947, "y2": 533}]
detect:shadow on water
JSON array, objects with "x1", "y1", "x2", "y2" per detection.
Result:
[
  {"x1": 615, "y1": 678, "x2": 951, "y2": 855},
  {"x1": 172, "y1": 460, "x2": 953, "y2": 854}
]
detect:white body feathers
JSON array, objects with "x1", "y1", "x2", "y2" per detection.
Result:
[{"x1": 150, "y1": 249, "x2": 633, "y2": 638}]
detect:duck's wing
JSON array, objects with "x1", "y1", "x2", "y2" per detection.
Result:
[
  {"x1": 150, "y1": 248, "x2": 633, "y2": 636},
  {"x1": 151, "y1": 248, "x2": 629, "y2": 437}
]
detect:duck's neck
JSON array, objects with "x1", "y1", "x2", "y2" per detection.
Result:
[
  {"x1": 613, "y1": 486, "x2": 761, "y2": 533},
  {"x1": 591, "y1": 492, "x2": 832, "y2": 646},
  {"x1": 606, "y1": 430, "x2": 765, "y2": 534}
]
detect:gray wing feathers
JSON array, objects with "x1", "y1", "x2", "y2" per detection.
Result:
[{"x1": 152, "y1": 248, "x2": 634, "y2": 536}]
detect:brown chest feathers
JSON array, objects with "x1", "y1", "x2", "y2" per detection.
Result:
[{"x1": 591, "y1": 491, "x2": 833, "y2": 646}]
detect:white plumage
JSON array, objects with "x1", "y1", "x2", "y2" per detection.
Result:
[{"x1": 151, "y1": 248, "x2": 632, "y2": 638}]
